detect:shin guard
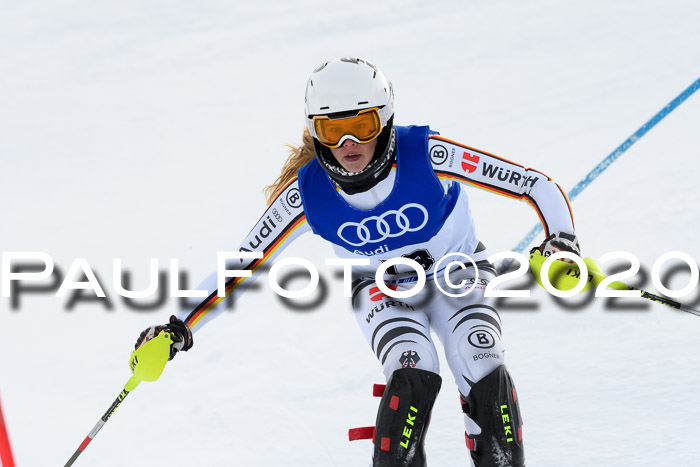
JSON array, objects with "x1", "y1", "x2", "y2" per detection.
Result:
[
  {"x1": 462, "y1": 365, "x2": 525, "y2": 467},
  {"x1": 373, "y1": 368, "x2": 442, "y2": 467}
]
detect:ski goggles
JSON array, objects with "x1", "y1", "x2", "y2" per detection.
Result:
[{"x1": 308, "y1": 106, "x2": 392, "y2": 148}]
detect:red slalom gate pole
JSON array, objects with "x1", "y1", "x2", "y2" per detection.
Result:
[{"x1": 0, "y1": 393, "x2": 16, "y2": 467}]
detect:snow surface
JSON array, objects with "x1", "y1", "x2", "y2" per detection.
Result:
[{"x1": 1, "y1": 1, "x2": 700, "y2": 466}]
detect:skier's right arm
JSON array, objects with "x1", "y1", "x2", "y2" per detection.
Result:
[
  {"x1": 134, "y1": 179, "x2": 310, "y2": 357},
  {"x1": 176, "y1": 178, "x2": 309, "y2": 334}
]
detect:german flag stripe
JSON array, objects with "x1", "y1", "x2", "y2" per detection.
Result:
[
  {"x1": 435, "y1": 172, "x2": 519, "y2": 198},
  {"x1": 185, "y1": 213, "x2": 307, "y2": 330},
  {"x1": 267, "y1": 177, "x2": 300, "y2": 207},
  {"x1": 523, "y1": 195, "x2": 550, "y2": 236},
  {"x1": 436, "y1": 171, "x2": 550, "y2": 235},
  {"x1": 556, "y1": 183, "x2": 575, "y2": 228},
  {"x1": 524, "y1": 166, "x2": 553, "y2": 181},
  {"x1": 430, "y1": 135, "x2": 526, "y2": 169},
  {"x1": 429, "y1": 135, "x2": 556, "y2": 181}
]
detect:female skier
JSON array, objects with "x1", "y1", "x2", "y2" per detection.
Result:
[{"x1": 137, "y1": 57, "x2": 580, "y2": 466}]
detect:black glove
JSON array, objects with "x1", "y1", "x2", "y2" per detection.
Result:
[
  {"x1": 533, "y1": 231, "x2": 581, "y2": 262},
  {"x1": 135, "y1": 315, "x2": 193, "y2": 361}
]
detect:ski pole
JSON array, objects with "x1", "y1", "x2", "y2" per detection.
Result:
[
  {"x1": 529, "y1": 250, "x2": 700, "y2": 318},
  {"x1": 64, "y1": 377, "x2": 140, "y2": 467},
  {"x1": 64, "y1": 329, "x2": 174, "y2": 466},
  {"x1": 497, "y1": 76, "x2": 700, "y2": 275},
  {"x1": 578, "y1": 258, "x2": 700, "y2": 317},
  {"x1": 628, "y1": 286, "x2": 700, "y2": 317},
  {"x1": 0, "y1": 392, "x2": 16, "y2": 467}
]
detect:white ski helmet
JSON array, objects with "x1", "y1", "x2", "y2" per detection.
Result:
[{"x1": 304, "y1": 57, "x2": 396, "y2": 193}]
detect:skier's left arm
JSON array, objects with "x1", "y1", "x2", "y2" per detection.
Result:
[{"x1": 428, "y1": 134, "x2": 579, "y2": 254}]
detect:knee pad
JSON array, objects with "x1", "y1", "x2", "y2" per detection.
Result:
[
  {"x1": 373, "y1": 368, "x2": 442, "y2": 467},
  {"x1": 462, "y1": 364, "x2": 525, "y2": 467}
]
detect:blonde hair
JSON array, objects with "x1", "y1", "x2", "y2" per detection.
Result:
[{"x1": 264, "y1": 127, "x2": 316, "y2": 206}]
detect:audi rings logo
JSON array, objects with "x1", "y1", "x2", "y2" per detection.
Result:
[{"x1": 337, "y1": 203, "x2": 429, "y2": 247}]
